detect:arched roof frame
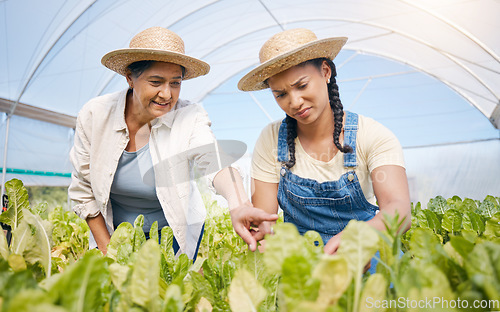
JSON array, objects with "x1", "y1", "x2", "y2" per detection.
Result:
[{"x1": 178, "y1": 18, "x2": 499, "y2": 128}]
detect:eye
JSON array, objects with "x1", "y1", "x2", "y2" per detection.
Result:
[
  {"x1": 275, "y1": 92, "x2": 286, "y2": 99},
  {"x1": 150, "y1": 81, "x2": 161, "y2": 86},
  {"x1": 297, "y1": 83, "x2": 308, "y2": 90},
  {"x1": 171, "y1": 81, "x2": 181, "y2": 87}
]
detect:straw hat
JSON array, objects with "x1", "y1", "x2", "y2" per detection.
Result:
[
  {"x1": 101, "y1": 27, "x2": 210, "y2": 80},
  {"x1": 238, "y1": 28, "x2": 347, "y2": 91}
]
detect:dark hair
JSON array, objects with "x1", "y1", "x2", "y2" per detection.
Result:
[
  {"x1": 283, "y1": 58, "x2": 352, "y2": 169},
  {"x1": 126, "y1": 60, "x2": 186, "y2": 78}
]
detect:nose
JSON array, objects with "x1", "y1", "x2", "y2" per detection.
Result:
[
  {"x1": 289, "y1": 91, "x2": 303, "y2": 109},
  {"x1": 158, "y1": 85, "x2": 172, "y2": 100}
]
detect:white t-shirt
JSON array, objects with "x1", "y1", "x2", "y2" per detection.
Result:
[{"x1": 251, "y1": 114, "x2": 405, "y2": 205}]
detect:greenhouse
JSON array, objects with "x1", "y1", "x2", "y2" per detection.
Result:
[{"x1": 0, "y1": 0, "x2": 499, "y2": 311}]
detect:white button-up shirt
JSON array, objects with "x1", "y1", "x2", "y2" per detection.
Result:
[{"x1": 69, "y1": 89, "x2": 221, "y2": 259}]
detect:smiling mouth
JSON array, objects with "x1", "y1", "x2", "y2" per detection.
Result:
[{"x1": 152, "y1": 101, "x2": 171, "y2": 106}]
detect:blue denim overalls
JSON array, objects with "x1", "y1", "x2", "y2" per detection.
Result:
[{"x1": 277, "y1": 111, "x2": 379, "y2": 273}]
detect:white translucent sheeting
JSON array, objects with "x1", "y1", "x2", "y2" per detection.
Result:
[
  {"x1": 0, "y1": 114, "x2": 73, "y2": 186},
  {"x1": 404, "y1": 140, "x2": 500, "y2": 206},
  {"x1": 0, "y1": 0, "x2": 499, "y2": 187},
  {"x1": 1, "y1": 0, "x2": 498, "y2": 124}
]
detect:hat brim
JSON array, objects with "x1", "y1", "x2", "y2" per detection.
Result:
[
  {"x1": 238, "y1": 37, "x2": 347, "y2": 91},
  {"x1": 101, "y1": 48, "x2": 210, "y2": 80}
]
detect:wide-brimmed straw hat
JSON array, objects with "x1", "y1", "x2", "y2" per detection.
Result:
[
  {"x1": 238, "y1": 28, "x2": 347, "y2": 91},
  {"x1": 101, "y1": 27, "x2": 210, "y2": 80}
]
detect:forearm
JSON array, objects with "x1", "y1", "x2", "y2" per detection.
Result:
[
  {"x1": 86, "y1": 213, "x2": 111, "y2": 254},
  {"x1": 365, "y1": 200, "x2": 412, "y2": 233},
  {"x1": 213, "y1": 167, "x2": 250, "y2": 210}
]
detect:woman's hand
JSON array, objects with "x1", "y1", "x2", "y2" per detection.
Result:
[
  {"x1": 229, "y1": 201, "x2": 278, "y2": 251},
  {"x1": 324, "y1": 232, "x2": 342, "y2": 254},
  {"x1": 324, "y1": 231, "x2": 371, "y2": 273}
]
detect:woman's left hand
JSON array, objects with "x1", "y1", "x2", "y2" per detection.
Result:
[
  {"x1": 324, "y1": 231, "x2": 371, "y2": 273},
  {"x1": 324, "y1": 232, "x2": 342, "y2": 254},
  {"x1": 229, "y1": 201, "x2": 279, "y2": 252}
]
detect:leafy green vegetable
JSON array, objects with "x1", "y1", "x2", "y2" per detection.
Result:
[
  {"x1": 359, "y1": 274, "x2": 388, "y2": 312},
  {"x1": 1, "y1": 179, "x2": 499, "y2": 312},
  {"x1": 47, "y1": 251, "x2": 109, "y2": 312},
  {"x1": 0, "y1": 179, "x2": 29, "y2": 231},
  {"x1": 483, "y1": 212, "x2": 500, "y2": 242},
  {"x1": 337, "y1": 220, "x2": 379, "y2": 312},
  {"x1": 312, "y1": 255, "x2": 352, "y2": 308},
  {"x1": 228, "y1": 268, "x2": 267, "y2": 312},
  {"x1": 150, "y1": 221, "x2": 159, "y2": 243},
  {"x1": 427, "y1": 195, "x2": 450, "y2": 215},
  {"x1": 22, "y1": 210, "x2": 52, "y2": 278},
  {"x1": 0, "y1": 229, "x2": 9, "y2": 259},
  {"x1": 416, "y1": 209, "x2": 441, "y2": 235},
  {"x1": 280, "y1": 254, "x2": 320, "y2": 309},
  {"x1": 130, "y1": 240, "x2": 161, "y2": 310},
  {"x1": 263, "y1": 223, "x2": 321, "y2": 274},
  {"x1": 465, "y1": 242, "x2": 500, "y2": 301},
  {"x1": 163, "y1": 284, "x2": 184, "y2": 312},
  {"x1": 442, "y1": 208, "x2": 462, "y2": 233},
  {"x1": 106, "y1": 222, "x2": 134, "y2": 263},
  {"x1": 462, "y1": 211, "x2": 485, "y2": 235}
]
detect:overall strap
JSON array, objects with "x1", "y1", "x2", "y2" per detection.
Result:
[
  {"x1": 343, "y1": 111, "x2": 358, "y2": 168},
  {"x1": 277, "y1": 118, "x2": 289, "y2": 163}
]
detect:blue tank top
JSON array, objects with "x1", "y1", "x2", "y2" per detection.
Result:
[{"x1": 110, "y1": 143, "x2": 168, "y2": 232}]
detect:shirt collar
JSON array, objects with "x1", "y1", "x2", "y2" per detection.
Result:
[{"x1": 113, "y1": 89, "x2": 129, "y2": 132}]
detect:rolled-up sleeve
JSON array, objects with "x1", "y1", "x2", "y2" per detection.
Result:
[{"x1": 68, "y1": 111, "x2": 100, "y2": 220}]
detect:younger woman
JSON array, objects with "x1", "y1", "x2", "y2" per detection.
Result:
[{"x1": 238, "y1": 28, "x2": 411, "y2": 270}]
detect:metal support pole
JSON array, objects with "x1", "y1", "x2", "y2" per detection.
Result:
[{"x1": 1, "y1": 115, "x2": 11, "y2": 196}]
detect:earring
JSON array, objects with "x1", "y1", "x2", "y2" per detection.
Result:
[{"x1": 327, "y1": 78, "x2": 330, "y2": 84}]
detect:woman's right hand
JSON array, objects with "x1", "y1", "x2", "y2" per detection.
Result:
[{"x1": 229, "y1": 201, "x2": 278, "y2": 252}]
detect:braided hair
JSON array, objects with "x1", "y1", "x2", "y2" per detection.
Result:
[{"x1": 283, "y1": 58, "x2": 352, "y2": 169}]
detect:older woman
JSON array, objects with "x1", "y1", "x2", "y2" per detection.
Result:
[
  {"x1": 238, "y1": 28, "x2": 411, "y2": 272},
  {"x1": 69, "y1": 27, "x2": 277, "y2": 259}
]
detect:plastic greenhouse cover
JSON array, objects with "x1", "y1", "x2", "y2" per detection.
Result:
[{"x1": 0, "y1": 0, "x2": 498, "y2": 205}]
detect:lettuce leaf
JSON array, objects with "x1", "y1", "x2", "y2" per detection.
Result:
[
  {"x1": 359, "y1": 273, "x2": 388, "y2": 312},
  {"x1": 228, "y1": 268, "x2": 267, "y2": 312},
  {"x1": 47, "y1": 251, "x2": 109, "y2": 312},
  {"x1": 465, "y1": 241, "x2": 500, "y2": 300},
  {"x1": 107, "y1": 222, "x2": 134, "y2": 263},
  {"x1": 130, "y1": 240, "x2": 161, "y2": 310},
  {"x1": 427, "y1": 195, "x2": 450, "y2": 215},
  {"x1": 312, "y1": 255, "x2": 352, "y2": 308},
  {"x1": 441, "y1": 209, "x2": 462, "y2": 233},
  {"x1": 0, "y1": 179, "x2": 29, "y2": 230}
]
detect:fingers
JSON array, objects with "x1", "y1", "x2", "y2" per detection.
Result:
[
  {"x1": 251, "y1": 229, "x2": 267, "y2": 241},
  {"x1": 234, "y1": 224, "x2": 257, "y2": 251},
  {"x1": 230, "y1": 206, "x2": 279, "y2": 252},
  {"x1": 324, "y1": 238, "x2": 340, "y2": 255},
  {"x1": 249, "y1": 209, "x2": 279, "y2": 223}
]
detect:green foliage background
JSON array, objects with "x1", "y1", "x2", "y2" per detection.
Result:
[
  {"x1": 0, "y1": 178, "x2": 499, "y2": 312},
  {"x1": 25, "y1": 186, "x2": 68, "y2": 210}
]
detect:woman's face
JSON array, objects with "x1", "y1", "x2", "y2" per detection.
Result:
[
  {"x1": 126, "y1": 61, "x2": 183, "y2": 121},
  {"x1": 267, "y1": 61, "x2": 331, "y2": 126}
]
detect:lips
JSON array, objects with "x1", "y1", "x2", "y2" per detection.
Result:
[
  {"x1": 152, "y1": 101, "x2": 171, "y2": 106},
  {"x1": 295, "y1": 107, "x2": 311, "y2": 118}
]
